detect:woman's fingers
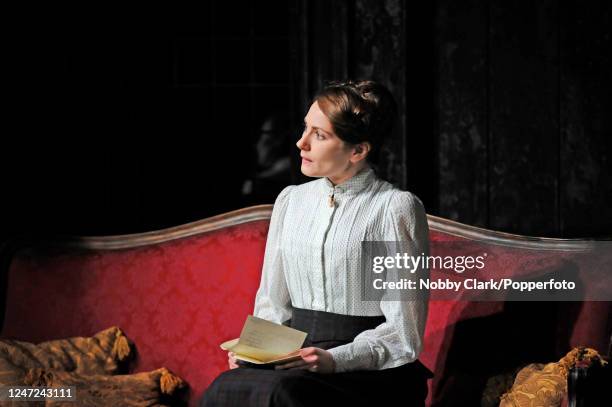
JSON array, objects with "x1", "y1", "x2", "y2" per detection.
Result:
[
  {"x1": 299, "y1": 347, "x2": 318, "y2": 358},
  {"x1": 275, "y1": 347, "x2": 327, "y2": 370},
  {"x1": 228, "y1": 351, "x2": 238, "y2": 369}
]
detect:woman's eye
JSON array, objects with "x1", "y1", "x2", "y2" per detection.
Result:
[{"x1": 315, "y1": 130, "x2": 325, "y2": 140}]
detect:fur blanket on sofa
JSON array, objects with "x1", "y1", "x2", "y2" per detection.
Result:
[{"x1": 0, "y1": 326, "x2": 186, "y2": 406}]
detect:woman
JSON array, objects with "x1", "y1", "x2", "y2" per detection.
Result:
[{"x1": 200, "y1": 80, "x2": 432, "y2": 406}]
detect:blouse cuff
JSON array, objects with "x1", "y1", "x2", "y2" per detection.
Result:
[{"x1": 327, "y1": 341, "x2": 373, "y2": 373}]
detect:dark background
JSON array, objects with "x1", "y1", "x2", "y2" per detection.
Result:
[{"x1": 3, "y1": 0, "x2": 611, "y2": 242}]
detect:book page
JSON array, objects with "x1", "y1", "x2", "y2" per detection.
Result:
[
  {"x1": 219, "y1": 315, "x2": 307, "y2": 363},
  {"x1": 238, "y1": 315, "x2": 307, "y2": 355}
]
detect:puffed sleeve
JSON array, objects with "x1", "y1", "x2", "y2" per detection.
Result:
[
  {"x1": 253, "y1": 185, "x2": 294, "y2": 325},
  {"x1": 327, "y1": 190, "x2": 430, "y2": 371}
]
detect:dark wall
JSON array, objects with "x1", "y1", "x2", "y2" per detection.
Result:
[
  {"x1": 436, "y1": 0, "x2": 612, "y2": 238},
  {"x1": 4, "y1": 2, "x2": 294, "y2": 239},
  {"x1": 3, "y1": 0, "x2": 611, "y2": 241}
]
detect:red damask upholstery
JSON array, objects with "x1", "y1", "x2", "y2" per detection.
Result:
[{"x1": 2, "y1": 208, "x2": 610, "y2": 406}]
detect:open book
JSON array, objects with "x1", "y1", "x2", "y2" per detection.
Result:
[{"x1": 220, "y1": 315, "x2": 308, "y2": 365}]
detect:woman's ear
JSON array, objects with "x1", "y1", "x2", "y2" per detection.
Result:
[{"x1": 351, "y1": 142, "x2": 371, "y2": 162}]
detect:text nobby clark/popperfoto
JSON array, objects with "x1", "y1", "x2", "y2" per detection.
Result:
[{"x1": 373, "y1": 278, "x2": 576, "y2": 292}]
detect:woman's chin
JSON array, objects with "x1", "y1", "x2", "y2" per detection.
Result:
[{"x1": 300, "y1": 165, "x2": 317, "y2": 177}]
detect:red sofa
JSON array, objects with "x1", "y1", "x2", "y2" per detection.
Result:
[{"x1": 2, "y1": 206, "x2": 610, "y2": 406}]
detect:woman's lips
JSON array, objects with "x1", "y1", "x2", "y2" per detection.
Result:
[{"x1": 301, "y1": 157, "x2": 312, "y2": 164}]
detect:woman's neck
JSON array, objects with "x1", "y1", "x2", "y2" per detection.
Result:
[{"x1": 327, "y1": 163, "x2": 368, "y2": 186}]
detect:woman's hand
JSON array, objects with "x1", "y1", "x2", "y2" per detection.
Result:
[
  {"x1": 274, "y1": 347, "x2": 335, "y2": 374},
  {"x1": 228, "y1": 351, "x2": 239, "y2": 369}
]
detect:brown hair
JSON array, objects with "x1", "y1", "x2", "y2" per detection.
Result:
[{"x1": 314, "y1": 80, "x2": 398, "y2": 159}]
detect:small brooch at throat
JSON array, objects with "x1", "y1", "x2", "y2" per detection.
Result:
[{"x1": 328, "y1": 193, "x2": 336, "y2": 207}]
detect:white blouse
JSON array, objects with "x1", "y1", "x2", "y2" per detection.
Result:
[{"x1": 253, "y1": 166, "x2": 430, "y2": 372}]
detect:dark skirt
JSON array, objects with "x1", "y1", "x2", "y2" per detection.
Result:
[{"x1": 199, "y1": 307, "x2": 433, "y2": 407}]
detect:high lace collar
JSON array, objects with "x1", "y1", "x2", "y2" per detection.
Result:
[{"x1": 322, "y1": 166, "x2": 376, "y2": 196}]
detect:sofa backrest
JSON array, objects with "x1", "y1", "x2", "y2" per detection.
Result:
[{"x1": 2, "y1": 206, "x2": 609, "y2": 406}]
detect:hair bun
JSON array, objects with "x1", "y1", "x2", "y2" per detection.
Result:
[{"x1": 314, "y1": 79, "x2": 398, "y2": 162}]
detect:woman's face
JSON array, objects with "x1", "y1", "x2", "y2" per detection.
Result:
[{"x1": 296, "y1": 101, "x2": 358, "y2": 182}]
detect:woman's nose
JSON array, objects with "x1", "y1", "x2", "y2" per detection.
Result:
[{"x1": 296, "y1": 134, "x2": 309, "y2": 150}]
